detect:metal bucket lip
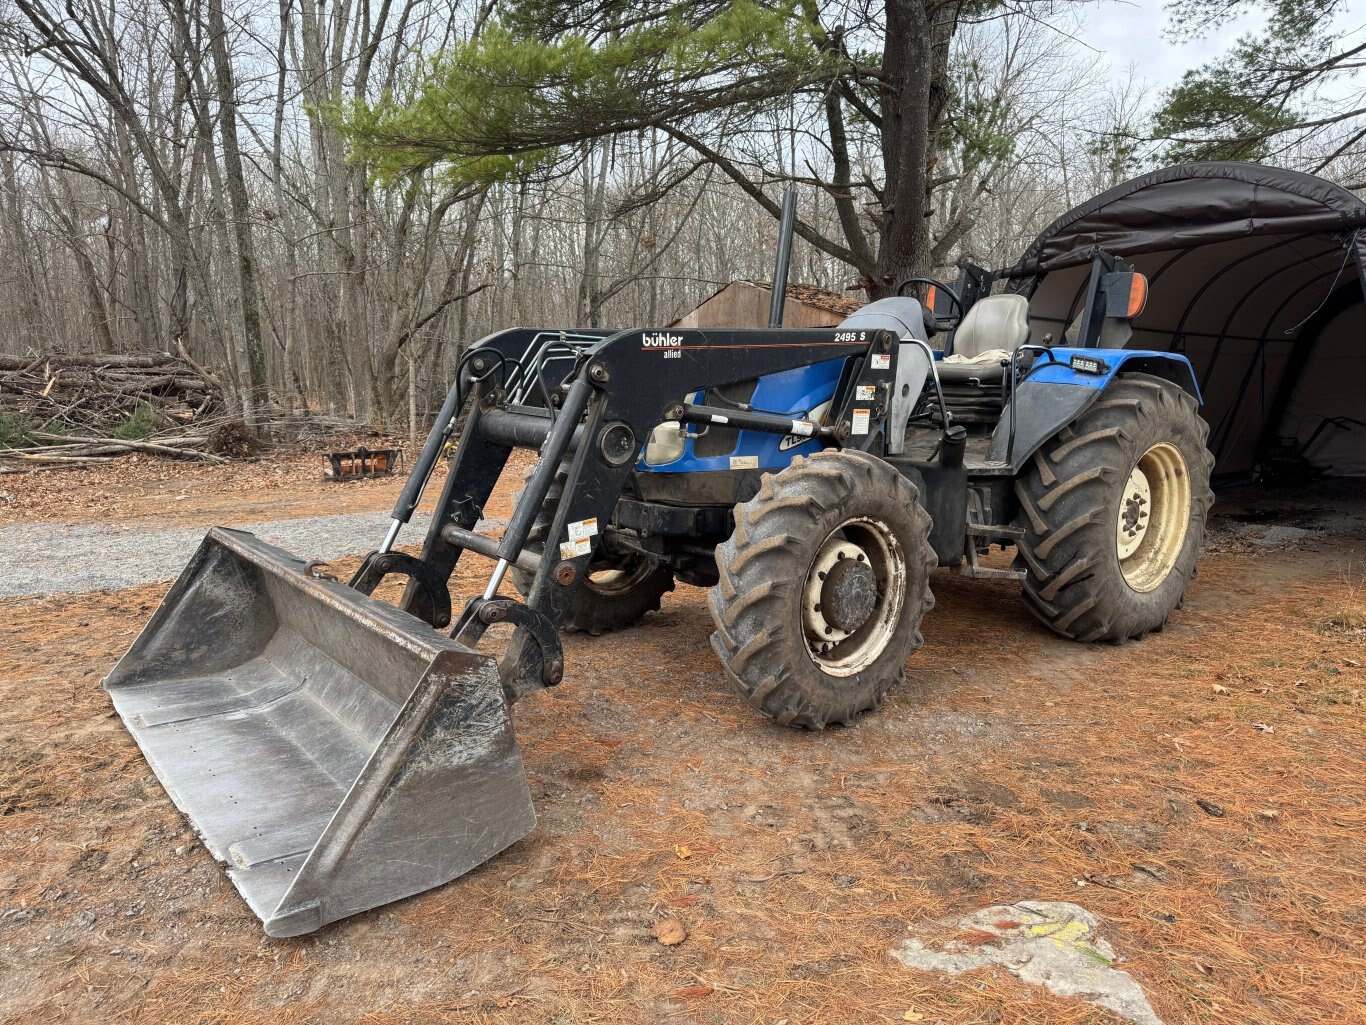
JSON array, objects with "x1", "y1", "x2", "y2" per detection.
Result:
[{"x1": 201, "y1": 527, "x2": 478, "y2": 662}]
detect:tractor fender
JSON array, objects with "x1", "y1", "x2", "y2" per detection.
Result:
[{"x1": 986, "y1": 349, "x2": 1201, "y2": 471}]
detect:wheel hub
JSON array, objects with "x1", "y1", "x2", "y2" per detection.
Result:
[
  {"x1": 1116, "y1": 466, "x2": 1152, "y2": 558},
  {"x1": 800, "y1": 518, "x2": 907, "y2": 677},
  {"x1": 1116, "y1": 442, "x2": 1192, "y2": 592},
  {"x1": 820, "y1": 557, "x2": 877, "y2": 632}
]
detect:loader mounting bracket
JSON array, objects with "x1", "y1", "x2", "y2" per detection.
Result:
[
  {"x1": 453, "y1": 596, "x2": 565, "y2": 696},
  {"x1": 348, "y1": 550, "x2": 454, "y2": 629}
]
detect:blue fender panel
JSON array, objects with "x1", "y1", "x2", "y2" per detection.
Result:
[
  {"x1": 987, "y1": 350, "x2": 1201, "y2": 469},
  {"x1": 1019, "y1": 348, "x2": 1202, "y2": 399}
]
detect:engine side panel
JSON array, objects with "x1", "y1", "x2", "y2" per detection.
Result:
[{"x1": 637, "y1": 358, "x2": 845, "y2": 474}]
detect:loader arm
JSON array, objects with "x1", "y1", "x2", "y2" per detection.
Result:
[{"x1": 382, "y1": 325, "x2": 904, "y2": 697}]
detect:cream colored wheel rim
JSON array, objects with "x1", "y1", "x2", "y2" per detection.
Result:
[
  {"x1": 584, "y1": 556, "x2": 655, "y2": 597},
  {"x1": 801, "y1": 517, "x2": 905, "y2": 677},
  {"x1": 1117, "y1": 442, "x2": 1191, "y2": 592}
]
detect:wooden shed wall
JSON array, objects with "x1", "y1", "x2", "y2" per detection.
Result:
[{"x1": 671, "y1": 282, "x2": 848, "y2": 329}]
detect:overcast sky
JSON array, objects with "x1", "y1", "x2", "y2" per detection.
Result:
[{"x1": 1080, "y1": 0, "x2": 1366, "y2": 93}]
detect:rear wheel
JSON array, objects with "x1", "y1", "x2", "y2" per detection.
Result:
[
  {"x1": 709, "y1": 449, "x2": 936, "y2": 729},
  {"x1": 512, "y1": 465, "x2": 674, "y2": 635},
  {"x1": 1014, "y1": 374, "x2": 1214, "y2": 642}
]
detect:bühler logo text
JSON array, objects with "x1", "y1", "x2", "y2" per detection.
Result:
[{"x1": 642, "y1": 332, "x2": 684, "y2": 358}]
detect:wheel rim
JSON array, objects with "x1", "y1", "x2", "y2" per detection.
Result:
[
  {"x1": 583, "y1": 555, "x2": 657, "y2": 597},
  {"x1": 1116, "y1": 442, "x2": 1191, "y2": 593},
  {"x1": 801, "y1": 517, "x2": 906, "y2": 676}
]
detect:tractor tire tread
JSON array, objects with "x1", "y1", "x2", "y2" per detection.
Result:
[
  {"x1": 709, "y1": 449, "x2": 935, "y2": 730},
  {"x1": 1014, "y1": 374, "x2": 1215, "y2": 643}
]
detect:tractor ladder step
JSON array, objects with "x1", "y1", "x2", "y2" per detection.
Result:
[{"x1": 958, "y1": 522, "x2": 1027, "y2": 580}]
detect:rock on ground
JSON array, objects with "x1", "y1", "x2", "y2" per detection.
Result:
[{"x1": 891, "y1": 901, "x2": 1163, "y2": 1025}]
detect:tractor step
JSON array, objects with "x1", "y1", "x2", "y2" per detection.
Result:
[
  {"x1": 961, "y1": 459, "x2": 1014, "y2": 476},
  {"x1": 966, "y1": 522, "x2": 1025, "y2": 540},
  {"x1": 958, "y1": 562, "x2": 1027, "y2": 581},
  {"x1": 959, "y1": 522, "x2": 1027, "y2": 581}
]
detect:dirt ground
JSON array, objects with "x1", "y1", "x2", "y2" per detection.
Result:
[{"x1": 1, "y1": 458, "x2": 1363, "y2": 1025}]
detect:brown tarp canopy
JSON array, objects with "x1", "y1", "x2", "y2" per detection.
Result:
[{"x1": 1001, "y1": 162, "x2": 1366, "y2": 476}]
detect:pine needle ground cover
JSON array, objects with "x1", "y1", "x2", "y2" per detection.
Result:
[{"x1": 1, "y1": 468, "x2": 1361, "y2": 1025}]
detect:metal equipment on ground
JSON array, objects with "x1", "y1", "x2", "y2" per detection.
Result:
[{"x1": 323, "y1": 447, "x2": 404, "y2": 481}]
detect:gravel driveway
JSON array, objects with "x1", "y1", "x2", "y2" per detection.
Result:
[{"x1": 0, "y1": 513, "x2": 506, "y2": 598}]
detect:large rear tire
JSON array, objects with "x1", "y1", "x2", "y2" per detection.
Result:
[
  {"x1": 709, "y1": 449, "x2": 936, "y2": 729},
  {"x1": 1014, "y1": 374, "x2": 1214, "y2": 642},
  {"x1": 512, "y1": 465, "x2": 674, "y2": 635}
]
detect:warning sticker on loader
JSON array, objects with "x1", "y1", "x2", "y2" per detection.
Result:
[
  {"x1": 567, "y1": 517, "x2": 598, "y2": 542},
  {"x1": 870, "y1": 353, "x2": 891, "y2": 370},
  {"x1": 730, "y1": 455, "x2": 759, "y2": 470},
  {"x1": 852, "y1": 409, "x2": 871, "y2": 435},
  {"x1": 856, "y1": 384, "x2": 876, "y2": 401},
  {"x1": 559, "y1": 538, "x2": 592, "y2": 560}
]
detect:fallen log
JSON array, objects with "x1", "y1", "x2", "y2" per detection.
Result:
[
  {"x1": 0, "y1": 451, "x2": 118, "y2": 464},
  {"x1": 27, "y1": 431, "x2": 228, "y2": 463},
  {"x1": 0, "y1": 353, "x2": 178, "y2": 371}
]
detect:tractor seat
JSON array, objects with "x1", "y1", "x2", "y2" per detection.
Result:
[
  {"x1": 937, "y1": 347, "x2": 1012, "y2": 386},
  {"x1": 915, "y1": 294, "x2": 1031, "y2": 428},
  {"x1": 937, "y1": 294, "x2": 1030, "y2": 386}
]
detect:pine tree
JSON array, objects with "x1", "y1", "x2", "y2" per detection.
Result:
[{"x1": 1154, "y1": 0, "x2": 1366, "y2": 177}]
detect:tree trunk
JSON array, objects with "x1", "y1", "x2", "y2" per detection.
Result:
[
  {"x1": 207, "y1": 0, "x2": 268, "y2": 428},
  {"x1": 875, "y1": 0, "x2": 936, "y2": 298}
]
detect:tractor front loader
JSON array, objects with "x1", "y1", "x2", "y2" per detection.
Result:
[{"x1": 107, "y1": 229, "x2": 1213, "y2": 937}]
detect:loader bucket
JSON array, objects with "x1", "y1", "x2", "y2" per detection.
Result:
[{"x1": 104, "y1": 527, "x2": 535, "y2": 937}]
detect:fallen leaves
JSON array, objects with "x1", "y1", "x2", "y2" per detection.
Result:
[
  {"x1": 1212, "y1": 683, "x2": 1230, "y2": 695},
  {"x1": 1196, "y1": 799, "x2": 1226, "y2": 818},
  {"x1": 653, "y1": 919, "x2": 687, "y2": 946}
]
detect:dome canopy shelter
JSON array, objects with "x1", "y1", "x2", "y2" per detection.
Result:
[{"x1": 999, "y1": 162, "x2": 1366, "y2": 477}]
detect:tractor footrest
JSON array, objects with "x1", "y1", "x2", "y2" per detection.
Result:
[{"x1": 962, "y1": 459, "x2": 1014, "y2": 476}]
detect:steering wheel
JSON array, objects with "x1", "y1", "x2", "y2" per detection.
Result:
[{"x1": 896, "y1": 276, "x2": 965, "y2": 320}]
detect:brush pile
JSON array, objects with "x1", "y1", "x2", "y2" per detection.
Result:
[{"x1": 0, "y1": 351, "x2": 230, "y2": 469}]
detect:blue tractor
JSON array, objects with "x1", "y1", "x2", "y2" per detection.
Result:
[{"x1": 105, "y1": 208, "x2": 1214, "y2": 937}]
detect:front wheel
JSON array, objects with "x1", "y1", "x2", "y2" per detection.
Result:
[
  {"x1": 709, "y1": 449, "x2": 936, "y2": 729},
  {"x1": 1014, "y1": 374, "x2": 1215, "y2": 642},
  {"x1": 512, "y1": 464, "x2": 674, "y2": 635}
]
